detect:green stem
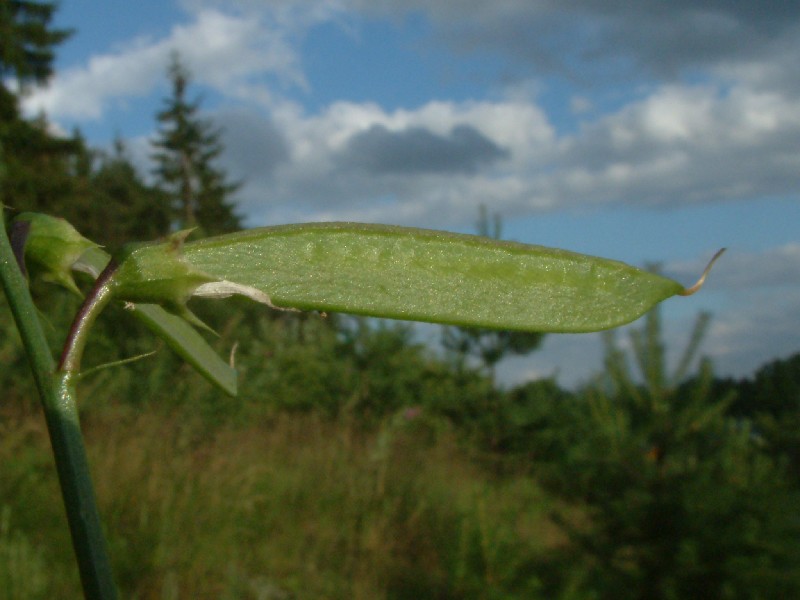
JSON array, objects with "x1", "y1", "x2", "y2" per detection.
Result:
[
  {"x1": 59, "y1": 259, "x2": 117, "y2": 372},
  {"x1": 0, "y1": 209, "x2": 118, "y2": 599}
]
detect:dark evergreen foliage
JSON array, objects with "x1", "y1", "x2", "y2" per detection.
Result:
[
  {"x1": 151, "y1": 52, "x2": 241, "y2": 236},
  {"x1": 0, "y1": 1, "x2": 81, "y2": 219},
  {"x1": 711, "y1": 352, "x2": 800, "y2": 484},
  {"x1": 77, "y1": 140, "x2": 171, "y2": 249},
  {"x1": 537, "y1": 308, "x2": 800, "y2": 598},
  {"x1": 0, "y1": 0, "x2": 72, "y2": 88},
  {"x1": 0, "y1": 101, "x2": 82, "y2": 215}
]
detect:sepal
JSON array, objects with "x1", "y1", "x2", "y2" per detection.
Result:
[{"x1": 112, "y1": 230, "x2": 216, "y2": 325}]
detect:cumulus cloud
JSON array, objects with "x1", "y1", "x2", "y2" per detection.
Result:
[
  {"x1": 23, "y1": 9, "x2": 305, "y2": 120},
  {"x1": 547, "y1": 84, "x2": 800, "y2": 209},
  {"x1": 24, "y1": 2, "x2": 799, "y2": 226},
  {"x1": 229, "y1": 97, "x2": 554, "y2": 226},
  {"x1": 216, "y1": 108, "x2": 291, "y2": 180},
  {"x1": 226, "y1": 77, "x2": 800, "y2": 228}
]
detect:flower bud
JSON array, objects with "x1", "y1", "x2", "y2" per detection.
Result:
[{"x1": 12, "y1": 212, "x2": 99, "y2": 295}]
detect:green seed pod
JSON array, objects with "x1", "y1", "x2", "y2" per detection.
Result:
[{"x1": 165, "y1": 223, "x2": 717, "y2": 334}]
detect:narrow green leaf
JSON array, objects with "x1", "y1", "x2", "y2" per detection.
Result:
[
  {"x1": 131, "y1": 304, "x2": 237, "y2": 396},
  {"x1": 170, "y1": 223, "x2": 689, "y2": 334}
]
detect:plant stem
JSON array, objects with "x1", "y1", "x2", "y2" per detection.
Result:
[
  {"x1": 59, "y1": 259, "x2": 118, "y2": 372},
  {"x1": 0, "y1": 209, "x2": 118, "y2": 599}
]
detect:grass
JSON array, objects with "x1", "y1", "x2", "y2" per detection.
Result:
[{"x1": 0, "y1": 402, "x2": 566, "y2": 599}]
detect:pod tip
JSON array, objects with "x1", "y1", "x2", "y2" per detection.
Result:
[{"x1": 680, "y1": 248, "x2": 726, "y2": 296}]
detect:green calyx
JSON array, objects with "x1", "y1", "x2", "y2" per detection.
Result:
[
  {"x1": 112, "y1": 230, "x2": 218, "y2": 330},
  {"x1": 11, "y1": 212, "x2": 100, "y2": 295}
]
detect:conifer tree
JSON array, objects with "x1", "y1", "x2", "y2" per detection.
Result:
[
  {"x1": 0, "y1": 0, "x2": 72, "y2": 89},
  {"x1": 79, "y1": 140, "x2": 171, "y2": 248},
  {"x1": 546, "y1": 303, "x2": 800, "y2": 598},
  {"x1": 0, "y1": 0, "x2": 80, "y2": 215},
  {"x1": 151, "y1": 52, "x2": 241, "y2": 235}
]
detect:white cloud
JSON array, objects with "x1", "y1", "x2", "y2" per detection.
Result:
[
  {"x1": 225, "y1": 76, "x2": 800, "y2": 229},
  {"x1": 230, "y1": 96, "x2": 556, "y2": 227},
  {"x1": 548, "y1": 83, "x2": 800, "y2": 209},
  {"x1": 570, "y1": 95, "x2": 593, "y2": 115},
  {"x1": 22, "y1": 3, "x2": 800, "y2": 228},
  {"x1": 22, "y1": 9, "x2": 305, "y2": 120}
]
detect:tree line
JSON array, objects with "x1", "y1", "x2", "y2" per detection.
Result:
[{"x1": 1, "y1": 3, "x2": 239, "y2": 247}]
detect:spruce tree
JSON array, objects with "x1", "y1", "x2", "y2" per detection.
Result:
[
  {"x1": 151, "y1": 53, "x2": 241, "y2": 235},
  {"x1": 546, "y1": 304, "x2": 800, "y2": 598},
  {"x1": 0, "y1": 0, "x2": 80, "y2": 216},
  {"x1": 0, "y1": 0, "x2": 72, "y2": 89},
  {"x1": 77, "y1": 140, "x2": 171, "y2": 248}
]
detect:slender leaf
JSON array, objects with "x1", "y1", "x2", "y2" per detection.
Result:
[{"x1": 130, "y1": 304, "x2": 236, "y2": 395}]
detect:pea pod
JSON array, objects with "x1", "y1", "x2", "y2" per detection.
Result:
[
  {"x1": 13, "y1": 213, "x2": 721, "y2": 396},
  {"x1": 160, "y1": 222, "x2": 717, "y2": 334}
]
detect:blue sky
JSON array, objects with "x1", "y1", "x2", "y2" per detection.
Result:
[{"x1": 23, "y1": 0, "x2": 800, "y2": 387}]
